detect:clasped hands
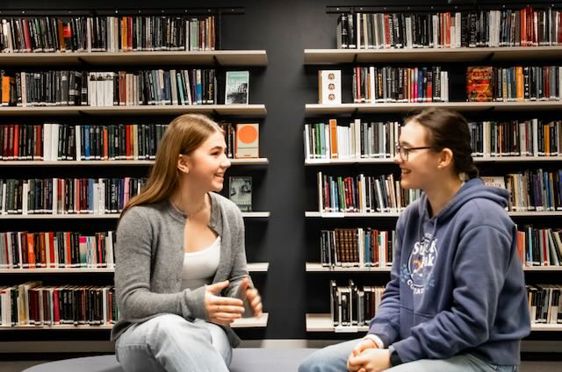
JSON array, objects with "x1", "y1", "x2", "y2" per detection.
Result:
[
  {"x1": 205, "y1": 277, "x2": 263, "y2": 326},
  {"x1": 346, "y1": 338, "x2": 391, "y2": 372}
]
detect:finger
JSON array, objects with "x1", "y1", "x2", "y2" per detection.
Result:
[
  {"x1": 252, "y1": 301, "x2": 263, "y2": 316},
  {"x1": 250, "y1": 295, "x2": 261, "y2": 308},
  {"x1": 208, "y1": 295, "x2": 244, "y2": 306},
  {"x1": 213, "y1": 313, "x2": 242, "y2": 322},
  {"x1": 246, "y1": 288, "x2": 258, "y2": 300},
  {"x1": 210, "y1": 305, "x2": 245, "y2": 314},
  {"x1": 207, "y1": 280, "x2": 230, "y2": 294}
]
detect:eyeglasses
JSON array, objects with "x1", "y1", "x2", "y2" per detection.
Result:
[{"x1": 395, "y1": 144, "x2": 432, "y2": 161}]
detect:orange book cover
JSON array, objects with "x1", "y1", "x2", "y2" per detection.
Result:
[
  {"x1": 466, "y1": 66, "x2": 494, "y2": 102},
  {"x1": 2, "y1": 75, "x2": 12, "y2": 105},
  {"x1": 102, "y1": 127, "x2": 109, "y2": 160},
  {"x1": 515, "y1": 66, "x2": 524, "y2": 101},
  {"x1": 27, "y1": 233, "x2": 36, "y2": 268},
  {"x1": 329, "y1": 119, "x2": 338, "y2": 159},
  {"x1": 48, "y1": 232, "x2": 56, "y2": 267},
  {"x1": 516, "y1": 231, "x2": 525, "y2": 265}
]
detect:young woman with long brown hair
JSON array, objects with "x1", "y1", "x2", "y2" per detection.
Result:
[{"x1": 112, "y1": 114, "x2": 262, "y2": 372}]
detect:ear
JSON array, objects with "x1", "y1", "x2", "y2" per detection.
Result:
[
  {"x1": 177, "y1": 154, "x2": 191, "y2": 174},
  {"x1": 437, "y1": 148, "x2": 454, "y2": 170}
]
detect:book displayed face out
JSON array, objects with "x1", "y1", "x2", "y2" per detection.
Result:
[
  {"x1": 229, "y1": 176, "x2": 252, "y2": 212},
  {"x1": 225, "y1": 71, "x2": 249, "y2": 104}
]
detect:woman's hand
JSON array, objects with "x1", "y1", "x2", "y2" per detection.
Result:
[
  {"x1": 347, "y1": 348, "x2": 391, "y2": 372},
  {"x1": 239, "y1": 277, "x2": 263, "y2": 317},
  {"x1": 205, "y1": 280, "x2": 244, "y2": 325}
]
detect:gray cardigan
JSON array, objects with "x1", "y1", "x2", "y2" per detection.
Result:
[{"x1": 111, "y1": 192, "x2": 249, "y2": 347}]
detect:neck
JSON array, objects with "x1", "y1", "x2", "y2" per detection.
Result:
[
  {"x1": 170, "y1": 184, "x2": 209, "y2": 216},
  {"x1": 425, "y1": 176, "x2": 464, "y2": 217}
]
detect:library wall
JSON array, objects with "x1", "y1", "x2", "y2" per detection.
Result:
[{"x1": 1, "y1": 0, "x2": 559, "y2": 344}]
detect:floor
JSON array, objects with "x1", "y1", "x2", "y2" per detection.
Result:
[{"x1": 1, "y1": 360, "x2": 561, "y2": 372}]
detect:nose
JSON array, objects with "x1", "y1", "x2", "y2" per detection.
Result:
[
  {"x1": 393, "y1": 152, "x2": 402, "y2": 164},
  {"x1": 221, "y1": 154, "x2": 231, "y2": 169}
]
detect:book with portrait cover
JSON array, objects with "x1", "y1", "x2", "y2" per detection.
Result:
[
  {"x1": 229, "y1": 176, "x2": 252, "y2": 212},
  {"x1": 225, "y1": 71, "x2": 249, "y2": 104},
  {"x1": 466, "y1": 66, "x2": 494, "y2": 102}
]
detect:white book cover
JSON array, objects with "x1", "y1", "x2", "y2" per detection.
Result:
[
  {"x1": 354, "y1": 119, "x2": 361, "y2": 159},
  {"x1": 318, "y1": 70, "x2": 341, "y2": 104},
  {"x1": 304, "y1": 125, "x2": 311, "y2": 160}
]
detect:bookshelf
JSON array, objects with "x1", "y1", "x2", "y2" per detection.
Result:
[
  {"x1": 0, "y1": 262, "x2": 269, "y2": 274},
  {"x1": 305, "y1": 102, "x2": 562, "y2": 115},
  {"x1": 304, "y1": 7, "x2": 562, "y2": 335},
  {"x1": 0, "y1": 313, "x2": 269, "y2": 330},
  {"x1": 0, "y1": 105, "x2": 267, "y2": 117},
  {"x1": 305, "y1": 313, "x2": 562, "y2": 333},
  {"x1": 0, "y1": 158, "x2": 270, "y2": 167},
  {"x1": 304, "y1": 47, "x2": 562, "y2": 64},
  {"x1": 0, "y1": 9, "x2": 270, "y2": 338},
  {"x1": 0, "y1": 50, "x2": 268, "y2": 67}
]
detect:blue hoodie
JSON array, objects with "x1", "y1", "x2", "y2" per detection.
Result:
[{"x1": 368, "y1": 178, "x2": 530, "y2": 365}]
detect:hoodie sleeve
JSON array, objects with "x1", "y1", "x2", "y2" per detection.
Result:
[
  {"x1": 366, "y1": 219, "x2": 404, "y2": 346},
  {"x1": 392, "y1": 223, "x2": 515, "y2": 362}
]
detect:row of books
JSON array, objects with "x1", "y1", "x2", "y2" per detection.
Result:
[
  {"x1": 327, "y1": 282, "x2": 562, "y2": 328},
  {"x1": 352, "y1": 66, "x2": 449, "y2": 103},
  {"x1": 305, "y1": 120, "x2": 399, "y2": 160},
  {"x1": 330, "y1": 280, "x2": 384, "y2": 327},
  {"x1": 497, "y1": 170, "x2": 562, "y2": 211},
  {"x1": 0, "y1": 282, "x2": 118, "y2": 327},
  {"x1": 528, "y1": 285, "x2": 562, "y2": 325},
  {"x1": 304, "y1": 118, "x2": 562, "y2": 161},
  {"x1": 0, "y1": 177, "x2": 145, "y2": 215},
  {"x1": 468, "y1": 119, "x2": 562, "y2": 158},
  {"x1": 0, "y1": 15, "x2": 217, "y2": 53},
  {"x1": 0, "y1": 69, "x2": 217, "y2": 107},
  {"x1": 336, "y1": 7, "x2": 562, "y2": 49},
  {"x1": 520, "y1": 227, "x2": 562, "y2": 267},
  {"x1": 0, "y1": 231, "x2": 115, "y2": 269},
  {"x1": 218, "y1": 123, "x2": 260, "y2": 159},
  {"x1": 0, "y1": 123, "x2": 167, "y2": 161},
  {"x1": 467, "y1": 66, "x2": 562, "y2": 102},
  {"x1": 317, "y1": 172, "x2": 422, "y2": 213},
  {"x1": 320, "y1": 228, "x2": 394, "y2": 268}
]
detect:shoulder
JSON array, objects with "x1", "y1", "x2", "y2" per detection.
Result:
[
  {"x1": 118, "y1": 202, "x2": 169, "y2": 231},
  {"x1": 211, "y1": 192, "x2": 242, "y2": 217},
  {"x1": 397, "y1": 198, "x2": 422, "y2": 229},
  {"x1": 456, "y1": 198, "x2": 513, "y2": 237}
]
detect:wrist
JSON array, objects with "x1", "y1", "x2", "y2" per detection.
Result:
[{"x1": 388, "y1": 345, "x2": 403, "y2": 367}]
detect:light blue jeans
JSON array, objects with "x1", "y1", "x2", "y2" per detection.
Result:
[
  {"x1": 115, "y1": 313, "x2": 231, "y2": 372},
  {"x1": 298, "y1": 339, "x2": 518, "y2": 372}
]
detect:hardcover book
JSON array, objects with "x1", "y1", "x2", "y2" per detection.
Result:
[
  {"x1": 225, "y1": 71, "x2": 249, "y2": 104},
  {"x1": 235, "y1": 123, "x2": 259, "y2": 158},
  {"x1": 229, "y1": 176, "x2": 252, "y2": 212},
  {"x1": 466, "y1": 66, "x2": 494, "y2": 102}
]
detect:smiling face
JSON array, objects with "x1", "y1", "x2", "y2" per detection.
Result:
[
  {"x1": 394, "y1": 119, "x2": 441, "y2": 191},
  {"x1": 182, "y1": 130, "x2": 231, "y2": 193}
]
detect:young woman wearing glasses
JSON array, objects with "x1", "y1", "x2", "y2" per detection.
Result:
[{"x1": 299, "y1": 108, "x2": 530, "y2": 372}]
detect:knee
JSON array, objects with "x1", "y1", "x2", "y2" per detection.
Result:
[
  {"x1": 298, "y1": 353, "x2": 326, "y2": 372},
  {"x1": 147, "y1": 314, "x2": 206, "y2": 346}
]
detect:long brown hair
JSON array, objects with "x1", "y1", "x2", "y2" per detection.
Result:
[
  {"x1": 121, "y1": 114, "x2": 222, "y2": 217},
  {"x1": 405, "y1": 108, "x2": 479, "y2": 179}
]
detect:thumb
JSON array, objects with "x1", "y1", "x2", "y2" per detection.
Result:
[
  {"x1": 240, "y1": 277, "x2": 251, "y2": 292},
  {"x1": 207, "y1": 280, "x2": 229, "y2": 294}
]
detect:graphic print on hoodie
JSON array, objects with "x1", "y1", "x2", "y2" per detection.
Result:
[
  {"x1": 368, "y1": 178, "x2": 530, "y2": 365},
  {"x1": 403, "y1": 232, "x2": 438, "y2": 295}
]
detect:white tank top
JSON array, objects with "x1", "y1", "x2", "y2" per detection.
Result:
[{"x1": 181, "y1": 236, "x2": 221, "y2": 291}]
